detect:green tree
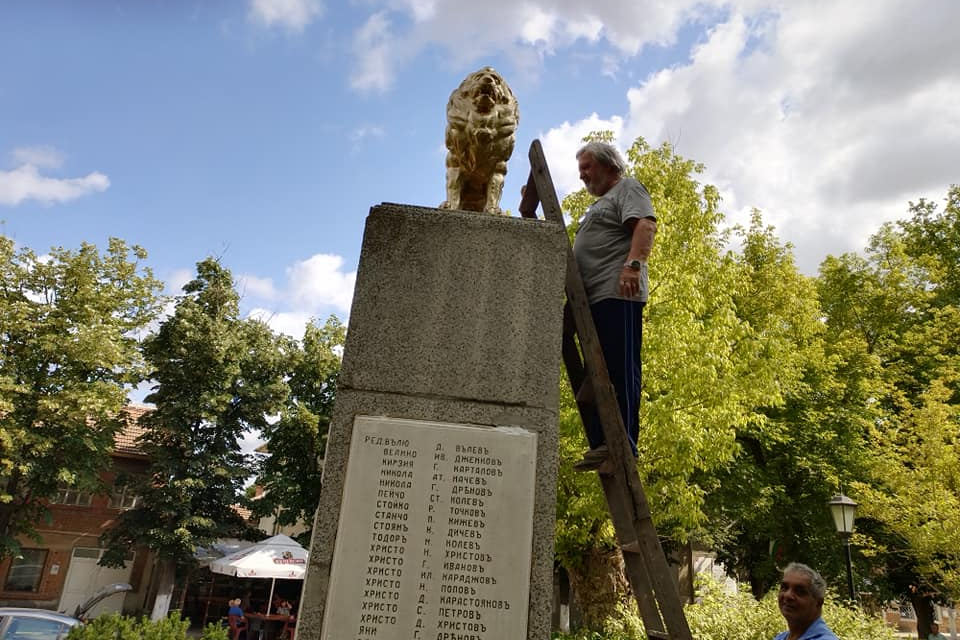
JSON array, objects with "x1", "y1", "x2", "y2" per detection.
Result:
[
  {"x1": 822, "y1": 187, "x2": 960, "y2": 636},
  {"x1": 0, "y1": 236, "x2": 161, "y2": 558},
  {"x1": 899, "y1": 185, "x2": 960, "y2": 311},
  {"x1": 253, "y1": 316, "x2": 345, "y2": 544},
  {"x1": 699, "y1": 214, "x2": 875, "y2": 597},
  {"x1": 100, "y1": 258, "x2": 288, "y2": 619}
]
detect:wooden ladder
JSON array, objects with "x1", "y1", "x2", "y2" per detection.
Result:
[{"x1": 518, "y1": 139, "x2": 693, "y2": 640}]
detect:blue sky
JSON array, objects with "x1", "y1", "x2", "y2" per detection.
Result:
[{"x1": 3, "y1": 0, "x2": 959, "y2": 338}]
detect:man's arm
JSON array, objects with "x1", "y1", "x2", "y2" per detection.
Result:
[
  {"x1": 618, "y1": 216, "x2": 657, "y2": 297},
  {"x1": 627, "y1": 216, "x2": 657, "y2": 261}
]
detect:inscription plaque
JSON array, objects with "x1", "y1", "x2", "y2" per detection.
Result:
[{"x1": 321, "y1": 416, "x2": 538, "y2": 640}]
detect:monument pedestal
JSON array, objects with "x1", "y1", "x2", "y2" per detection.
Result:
[{"x1": 298, "y1": 204, "x2": 567, "y2": 640}]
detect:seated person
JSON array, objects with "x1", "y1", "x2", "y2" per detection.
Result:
[
  {"x1": 228, "y1": 598, "x2": 245, "y2": 618},
  {"x1": 227, "y1": 598, "x2": 247, "y2": 640},
  {"x1": 275, "y1": 598, "x2": 293, "y2": 616}
]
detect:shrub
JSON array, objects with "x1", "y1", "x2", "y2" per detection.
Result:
[
  {"x1": 553, "y1": 573, "x2": 898, "y2": 640},
  {"x1": 65, "y1": 612, "x2": 228, "y2": 640}
]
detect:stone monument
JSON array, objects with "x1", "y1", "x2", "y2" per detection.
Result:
[
  {"x1": 439, "y1": 67, "x2": 519, "y2": 215},
  {"x1": 296, "y1": 201, "x2": 567, "y2": 640}
]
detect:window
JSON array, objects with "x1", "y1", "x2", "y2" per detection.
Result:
[
  {"x1": 108, "y1": 485, "x2": 140, "y2": 510},
  {"x1": 51, "y1": 485, "x2": 92, "y2": 507},
  {"x1": 4, "y1": 548, "x2": 47, "y2": 592}
]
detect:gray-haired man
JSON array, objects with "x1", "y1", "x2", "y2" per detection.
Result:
[
  {"x1": 774, "y1": 563, "x2": 838, "y2": 640},
  {"x1": 571, "y1": 140, "x2": 657, "y2": 470}
]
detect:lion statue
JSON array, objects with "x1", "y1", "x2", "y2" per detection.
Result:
[{"x1": 440, "y1": 67, "x2": 519, "y2": 215}]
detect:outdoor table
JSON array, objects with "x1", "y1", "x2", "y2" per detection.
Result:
[{"x1": 244, "y1": 612, "x2": 295, "y2": 640}]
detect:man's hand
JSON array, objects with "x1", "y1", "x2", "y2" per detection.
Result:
[{"x1": 619, "y1": 264, "x2": 641, "y2": 297}]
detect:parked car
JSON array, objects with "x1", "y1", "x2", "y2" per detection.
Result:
[
  {"x1": 0, "y1": 582, "x2": 132, "y2": 639},
  {"x1": 0, "y1": 608, "x2": 79, "y2": 639}
]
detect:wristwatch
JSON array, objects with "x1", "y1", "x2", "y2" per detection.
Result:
[{"x1": 624, "y1": 259, "x2": 645, "y2": 270}]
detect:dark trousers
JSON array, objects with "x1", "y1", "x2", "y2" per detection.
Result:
[{"x1": 583, "y1": 298, "x2": 644, "y2": 455}]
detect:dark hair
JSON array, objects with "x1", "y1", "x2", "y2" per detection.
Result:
[{"x1": 576, "y1": 141, "x2": 626, "y2": 175}]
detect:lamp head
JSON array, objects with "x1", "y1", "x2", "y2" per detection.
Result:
[{"x1": 827, "y1": 494, "x2": 858, "y2": 535}]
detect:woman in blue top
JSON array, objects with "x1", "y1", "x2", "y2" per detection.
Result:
[{"x1": 227, "y1": 598, "x2": 244, "y2": 617}]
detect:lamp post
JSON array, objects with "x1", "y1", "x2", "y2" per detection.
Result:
[{"x1": 828, "y1": 493, "x2": 858, "y2": 600}]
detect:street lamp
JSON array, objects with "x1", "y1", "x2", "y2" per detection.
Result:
[{"x1": 827, "y1": 493, "x2": 858, "y2": 600}]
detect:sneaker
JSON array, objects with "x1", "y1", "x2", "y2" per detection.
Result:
[{"x1": 572, "y1": 444, "x2": 609, "y2": 471}]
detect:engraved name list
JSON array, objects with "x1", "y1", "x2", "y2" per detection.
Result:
[{"x1": 321, "y1": 416, "x2": 537, "y2": 640}]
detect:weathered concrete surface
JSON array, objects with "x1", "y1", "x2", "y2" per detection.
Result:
[{"x1": 298, "y1": 203, "x2": 567, "y2": 640}]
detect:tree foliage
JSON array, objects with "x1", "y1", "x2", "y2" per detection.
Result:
[
  {"x1": 0, "y1": 236, "x2": 161, "y2": 559},
  {"x1": 253, "y1": 315, "x2": 345, "y2": 544},
  {"x1": 828, "y1": 187, "x2": 960, "y2": 633},
  {"x1": 698, "y1": 214, "x2": 875, "y2": 596},
  {"x1": 99, "y1": 258, "x2": 288, "y2": 617}
]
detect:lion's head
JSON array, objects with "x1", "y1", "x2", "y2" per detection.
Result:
[{"x1": 447, "y1": 67, "x2": 517, "y2": 119}]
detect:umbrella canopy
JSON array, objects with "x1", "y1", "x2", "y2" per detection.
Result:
[{"x1": 209, "y1": 534, "x2": 307, "y2": 580}]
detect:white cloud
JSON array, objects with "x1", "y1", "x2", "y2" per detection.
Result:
[
  {"x1": 248, "y1": 0, "x2": 323, "y2": 32},
  {"x1": 165, "y1": 268, "x2": 194, "y2": 295},
  {"x1": 247, "y1": 308, "x2": 314, "y2": 338},
  {"x1": 346, "y1": 0, "x2": 707, "y2": 92},
  {"x1": 164, "y1": 254, "x2": 355, "y2": 339},
  {"x1": 12, "y1": 146, "x2": 64, "y2": 169},
  {"x1": 399, "y1": 0, "x2": 437, "y2": 23},
  {"x1": 286, "y1": 253, "x2": 356, "y2": 313},
  {"x1": 339, "y1": 1, "x2": 955, "y2": 272},
  {"x1": 349, "y1": 124, "x2": 386, "y2": 153},
  {"x1": 351, "y1": 124, "x2": 385, "y2": 143},
  {"x1": 351, "y1": 11, "x2": 396, "y2": 93},
  {"x1": 519, "y1": 7, "x2": 558, "y2": 47},
  {"x1": 0, "y1": 153, "x2": 109, "y2": 207},
  {"x1": 539, "y1": 0, "x2": 960, "y2": 273},
  {"x1": 237, "y1": 273, "x2": 277, "y2": 300}
]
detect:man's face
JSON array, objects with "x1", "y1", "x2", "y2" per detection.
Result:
[
  {"x1": 932, "y1": 623, "x2": 940, "y2": 634},
  {"x1": 778, "y1": 571, "x2": 822, "y2": 630},
  {"x1": 578, "y1": 152, "x2": 619, "y2": 196}
]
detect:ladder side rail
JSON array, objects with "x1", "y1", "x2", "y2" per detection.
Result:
[
  {"x1": 561, "y1": 304, "x2": 586, "y2": 397},
  {"x1": 518, "y1": 170, "x2": 542, "y2": 219},
  {"x1": 598, "y1": 471, "x2": 665, "y2": 631}
]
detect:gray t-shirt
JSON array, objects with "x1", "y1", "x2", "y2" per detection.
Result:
[{"x1": 573, "y1": 177, "x2": 656, "y2": 304}]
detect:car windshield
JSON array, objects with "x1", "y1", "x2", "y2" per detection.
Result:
[{"x1": 1, "y1": 616, "x2": 70, "y2": 640}]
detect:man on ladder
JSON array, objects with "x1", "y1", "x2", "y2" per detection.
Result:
[
  {"x1": 521, "y1": 138, "x2": 692, "y2": 640},
  {"x1": 570, "y1": 141, "x2": 658, "y2": 471}
]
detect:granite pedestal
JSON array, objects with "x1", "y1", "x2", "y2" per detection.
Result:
[{"x1": 298, "y1": 203, "x2": 567, "y2": 640}]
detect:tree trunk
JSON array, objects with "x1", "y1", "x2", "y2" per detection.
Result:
[
  {"x1": 177, "y1": 566, "x2": 191, "y2": 613},
  {"x1": 909, "y1": 590, "x2": 935, "y2": 639},
  {"x1": 151, "y1": 557, "x2": 177, "y2": 621},
  {"x1": 672, "y1": 542, "x2": 695, "y2": 604},
  {"x1": 565, "y1": 546, "x2": 631, "y2": 632}
]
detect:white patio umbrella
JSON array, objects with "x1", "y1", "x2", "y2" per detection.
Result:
[{"x1": 208, "y1": 534, "x2": 308, "y2": 614}]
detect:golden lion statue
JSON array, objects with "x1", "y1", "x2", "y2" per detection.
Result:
[{"x1": 440, "y1": 67, "x2": 519, "y2": 215}]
